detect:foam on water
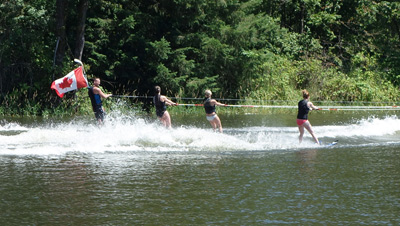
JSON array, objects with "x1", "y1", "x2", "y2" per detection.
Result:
[
  {"x1": 0, "y1": 114, "x2": 399, "y2": 155},
  {"x1": 317, "y1": 116, "x2": 400, "y2": 137},
  {"x1": 0, "y1": 122, "x2": 29, "y2": 131}
]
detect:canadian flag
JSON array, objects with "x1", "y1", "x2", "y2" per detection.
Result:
[{"x1": 51, "y1": 66, "x2": 88, "y2": 98}]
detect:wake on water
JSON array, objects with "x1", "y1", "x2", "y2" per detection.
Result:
[{"x1": 1, "y1": 114, "x2": 400, "y2": 156}]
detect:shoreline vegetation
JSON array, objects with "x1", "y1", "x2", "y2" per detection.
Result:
[
  {"x1": 1, "y1": 1, "x2": 400, "y2": 117},
  {"x1": 1, "y1": 87, "x2": 400, "y2": 118}
]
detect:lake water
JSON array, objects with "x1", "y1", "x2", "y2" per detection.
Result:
[{"x1": 1, "y1": 110, "x2": 400, "y2": 225}]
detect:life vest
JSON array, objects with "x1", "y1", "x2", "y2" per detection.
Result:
[{"x1": 88, "y1": 87, "x2": 102, "y2": 112}]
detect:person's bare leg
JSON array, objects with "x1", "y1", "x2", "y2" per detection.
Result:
[
  {"x1": 298, "y1": 125, "x2": 305, "y2": 143},
  {"x1": 214, "y1": 116, "x2": 223, "y2": 133},
  {"x1": 159, "y1": 117, "x2": 166, "y2": 127},
  {"x1": 162, "y1": 111, "x2": 172, "y2": 129},
  {"x1": 209, "y1": 121, "x2": 216, "y2": 132},
  {"x1": 304, "y1": 121, "x2": 319, "y2": 144}
]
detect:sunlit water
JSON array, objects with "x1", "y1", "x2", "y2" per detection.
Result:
[{"x1": 1, "y1": 110, "x2": 400, "y2": 225}]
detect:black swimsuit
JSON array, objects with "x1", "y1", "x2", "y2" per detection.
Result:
[
  {"x1": 203, "y1": 98, "x2": 216, "y2": 114},
  {"x1": 154, "y1": 94, "x2": 167, "y2": 118},
  {"x1": 297, "y1": 99, "x2": 310, "y2": 120}
]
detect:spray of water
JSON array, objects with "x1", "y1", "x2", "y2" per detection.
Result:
[{"x1": 0, "y1": 111, "x2": 399, "y2": 155}]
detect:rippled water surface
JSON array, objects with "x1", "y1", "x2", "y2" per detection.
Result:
[{"x1": 1, "y1": 111, "x2": 400, "y2": 225}]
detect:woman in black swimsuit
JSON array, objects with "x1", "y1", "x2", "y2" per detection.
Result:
[
  {"x1": 297, "y1": 89, "x2": 320, "y2": 144},
  {"x1": 153, "y1": 86, "x2": 177, "y2": 129},
  {"x1": 203, "y1": 90, "x2": 226, "y2": 133}
]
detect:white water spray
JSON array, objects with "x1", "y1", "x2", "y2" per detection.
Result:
[{"x1": 0, "y1": 114, "x2": 399, "y2": 155}]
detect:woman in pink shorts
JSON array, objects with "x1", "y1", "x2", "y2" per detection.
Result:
[{"x1": 297, "y1": 90, "x2": 320, "y2": 144}]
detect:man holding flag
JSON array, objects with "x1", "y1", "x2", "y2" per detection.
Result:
[
  {"x1": 51, "y1": 59, "x2": 112, "y2": 124},
  {"x1": 88, "y1": 78, "x2": 112, "y2": 124}
]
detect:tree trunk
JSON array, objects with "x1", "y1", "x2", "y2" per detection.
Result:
[
  {"x1": 300, "y1": 1, "x2": 305, "y2": 34},
  {"x1": 74, "y1": 0, "x2": 89, "y2": 60},
  {"x1": 393, "y1": 18, "x2": 400, "y2": 41},
  {"x1": 280, "y1": 0, "x2": 286, "y2": 28},
  {"x1": 55, "y1": 0, "x2": 68, "y2": 66}
]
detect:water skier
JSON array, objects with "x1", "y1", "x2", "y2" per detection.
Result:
[
  {"x1": 153, "y1": 86, "x2": 177, "y2": 129},
  {"x1": 297, "y1": 89, "x2": 320, "y2": 144},
  {"x1": 203, "y1": 90, "x2": 226, "y2": 133},
  {"x1": 88, "y1": 78, "x2": 113, "y2": 124}
]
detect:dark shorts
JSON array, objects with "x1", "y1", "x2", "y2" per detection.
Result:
[{"x1": 94, "y1": 107, "x2": 105, "y2": 121}]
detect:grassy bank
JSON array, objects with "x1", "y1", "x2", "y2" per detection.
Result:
[
  {"x1": 1, "y1": 91, "x2": 400, "y2": 118},
  {"x1": 1, "y1": 64, "x2": 400, "y2": 118}
]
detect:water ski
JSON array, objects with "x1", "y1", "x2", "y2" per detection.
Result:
[{"x1": 325, "y1": 140, "x2": 339, "y2": 147}]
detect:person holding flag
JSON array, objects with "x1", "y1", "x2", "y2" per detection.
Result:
[
  {"x1": 88, "y1": 78, "x2": 112, "y2": 124},
  {"x1": 51, "y1": 59, "x2": 112, "y2": 124}
]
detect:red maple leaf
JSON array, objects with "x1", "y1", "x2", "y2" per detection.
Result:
[{"x1": 58, "y1": 76, "x2": 73, "y2": 89}]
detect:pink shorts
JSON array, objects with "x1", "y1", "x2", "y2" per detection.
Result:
[{"x1": 296, "y1": 119, "x2": 307, "y2": 126}]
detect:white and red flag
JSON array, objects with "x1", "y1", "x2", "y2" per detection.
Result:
[{"x1": 51, "y1": 66, "x2": 88, "y2": 98}]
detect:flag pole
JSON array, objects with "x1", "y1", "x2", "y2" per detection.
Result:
[{"x1": 74, "y1": 59, "x2": 89, "y2": 85}]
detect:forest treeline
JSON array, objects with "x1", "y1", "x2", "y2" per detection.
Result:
[{"x1": 1, "y1": 0, "x2": 400, "y2": 116}]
